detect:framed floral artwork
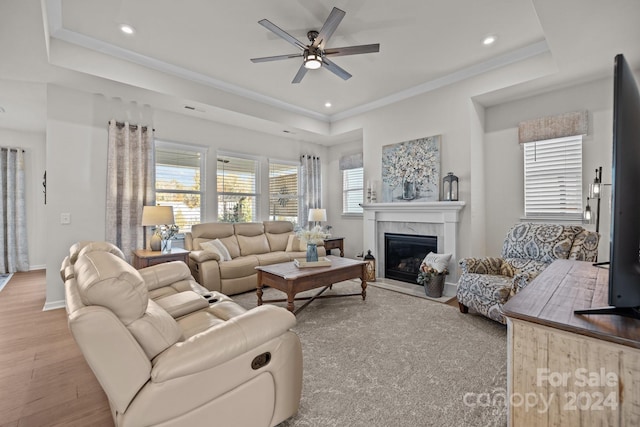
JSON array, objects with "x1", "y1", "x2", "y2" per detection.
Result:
[{"x1": 381, "y1": 135, "x2": 441, "y2": 202}]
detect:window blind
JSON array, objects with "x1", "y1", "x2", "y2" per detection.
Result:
[
  {"x1": 217, "y1": 155, "x2": 258, "y2": 222},
  {"x1": 523, "y1": 136, "x2": 582, "y2": 218},
  {"x1": 343, "y1": 167, "x2": 364, "y2": 214},
  {"x1": 155, "y1": 144, "x2": 204, "y2": 232}
]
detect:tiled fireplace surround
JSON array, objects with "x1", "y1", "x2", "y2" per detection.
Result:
[{"x1": 362, "y1": 201, "x2": 466, "y2": 296}]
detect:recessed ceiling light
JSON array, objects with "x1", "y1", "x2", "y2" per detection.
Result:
[
  {"x1": 324, "y1": 102, "x2": 332, "y2": 108},
  {"x1": 119, "y1": 24, "x2": 135, "y2": 35},
  {"x1": 482, "y1": 35, "x2": 497, "y2": 46}
]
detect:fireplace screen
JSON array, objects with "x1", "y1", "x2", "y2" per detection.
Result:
[{"x1": 385, "y1": 233, "x2": 437, "y2": 284}]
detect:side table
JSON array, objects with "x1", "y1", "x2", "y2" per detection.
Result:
[
  {"x1": 132, "y1": 248, "x2": 190, "y2": 269},
  {"x1": 324, "y1": 237, "x2": 344, "y2": 257}
]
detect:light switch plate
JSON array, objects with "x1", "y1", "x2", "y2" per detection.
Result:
[{"x1": 60, "y1": 213, "x2": 71, "y2": 224}]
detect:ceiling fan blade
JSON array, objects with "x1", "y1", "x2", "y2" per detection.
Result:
[
  {"x1": 322, "y1": 57, "x2": 352, "y2": 80},
  {"x1": 292, "y1": 64, "x2": 309, "y2": 84},
  {"x1": 251, "y1": 53, "x2": 303, "y2": 63},
  {"x1": 313, "y1": 7, "x2": 346, "y2": 49},
  {"x1": 324, "y1": 44, "x2": 380, "y2": 57},
  {"x1": 258, "y1": 19, "x2": 307, "y2": 51}
]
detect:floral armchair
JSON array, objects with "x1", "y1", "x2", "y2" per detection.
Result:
[{"x1": 456, "y1": 223, "x2": 599, "y2": 324}]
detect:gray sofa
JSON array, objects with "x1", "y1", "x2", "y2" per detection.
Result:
[{"x1": 185, "y1": 221, "x2": 326, "y2": 295}]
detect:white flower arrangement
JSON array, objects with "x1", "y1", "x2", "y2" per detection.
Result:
[
  {"x1": 295, "y1": 225, "x2": 330, "y2": 244},
  {"x1": 156, "y1": 224, "x2": 180, "y2": 240}
]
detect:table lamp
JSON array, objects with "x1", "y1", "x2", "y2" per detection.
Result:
[
  {"x1": 308, "y1": 208, "x2": 327, "y2": 228},
  {"x1": 142, "y1": 206, "x2": 175, "y2": 251}
]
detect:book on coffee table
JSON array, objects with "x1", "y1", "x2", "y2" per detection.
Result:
[{"x1": 293, "y1": 257, "x2": 332, "y2": 268}]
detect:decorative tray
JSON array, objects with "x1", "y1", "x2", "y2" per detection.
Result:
[{"x1": 294, "y1": 257, "x2": 332, "y2": 268}]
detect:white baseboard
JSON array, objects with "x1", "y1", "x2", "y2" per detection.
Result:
[
  {"x1": 43, "y1": 300, "x2": 65, "y2": 311},
  {"x1": 30, "y1": 265, "x2": 46, "y2": 271},
  {"x1": 444, "y1": 281, "x2": 458, "y2": 297}
]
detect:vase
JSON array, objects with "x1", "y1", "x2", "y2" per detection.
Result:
[
  {"x1": 402, "y1": 178, "x2": 416, "y2": 200},
  {"x1": 424, "y1": 274, "x2": 445, "y2": 298},
  {"x1": 306, "y1": 243, "x2": 318, "y2": 262},
  {"x1": 162, "y1": 239, "x2": 172, "y2": 253},
  {"x1": 150, "y1": 234, "x2": 162, "y2": 251}
]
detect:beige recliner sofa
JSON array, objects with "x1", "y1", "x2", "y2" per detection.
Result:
[
  {"x1": 61, "y1": 241, "x2": 302, "y2": 427},
  {"x1": 185, "y1": 221, "x2": 326, "y2": 295}
]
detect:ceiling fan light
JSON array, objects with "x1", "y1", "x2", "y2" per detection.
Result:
[{"x1": 304, "y1": 53, "x2": 322, "y2": 69}]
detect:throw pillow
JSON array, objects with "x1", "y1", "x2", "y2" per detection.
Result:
[
  {"x1": 200, "y1": 240, "x2": 223, "y2": 260},
  {"x1": 200, "y1": 239, "x2": 232, "y2": 261},
  {"x1": 285, "y1": 234, "x2": 308, "y2": 252},
  {"x1": 212, "y1": 239, "x2": 232, "y2": 261},
  {"x1": 421, "y1": 252, "x2": 452, "y2": 273}
]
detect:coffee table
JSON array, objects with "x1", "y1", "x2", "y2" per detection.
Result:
[{"x1": 255, "y1": 255, "x2": 367, "y2": 315}]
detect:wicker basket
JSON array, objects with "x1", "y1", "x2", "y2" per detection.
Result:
[{"x1": 424, "y1": 274, "x2": 446, "y2": 298}]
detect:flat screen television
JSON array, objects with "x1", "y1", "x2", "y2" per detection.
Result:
[{"x1": 575, "y1": 54, "x2": 640, "y2": 319}]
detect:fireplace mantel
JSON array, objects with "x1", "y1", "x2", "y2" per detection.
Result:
[
  {"x1": 362, "y1": 201, "x2": 466, "y2": 293},
  {"x1": 361, "y1": 201, "x2": 465, "y2": 216}
]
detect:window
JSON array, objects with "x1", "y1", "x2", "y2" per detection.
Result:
[
  {"x1": 269, "y1": 161, "x2": 299, "y2": 222},
  {"x1": 217, "y1": 154, "x2": 258, "y2": 222},
  {"x1": 155, "y1": 142, "x2": 205, "y2": 233},
  {"x1": 343, "y1": 167, "x2": 364, "y2": 214},
  {"x1": 523, "y1": 135, "x2": 582, "y2": 219}
]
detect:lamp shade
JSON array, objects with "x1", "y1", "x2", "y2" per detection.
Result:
[
  {"x1": 141, "y1": 206, "x2": 175, "y2": 226},
  {"x1": 308, "y1": 208, "x2": 327, "y2": 222}
]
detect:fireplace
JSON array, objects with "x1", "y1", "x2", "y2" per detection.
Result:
[
  {"x1": 385, "y1": 233, "x2": 437, "y2": 284},
  {"x1": 362, "y1": 201, "x2": 465, "y2": 295}
]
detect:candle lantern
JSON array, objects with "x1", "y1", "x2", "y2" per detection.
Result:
[
  {"x1": 364, "y1": 250, "x2": 376, "y2": 282},
  {"x1": 443, "y1": 172, "x2": 459, "y2": 201}
]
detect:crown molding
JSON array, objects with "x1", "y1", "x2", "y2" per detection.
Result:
[{"x1": 45, "y1": 0, "x2": 549, "y2": 126}]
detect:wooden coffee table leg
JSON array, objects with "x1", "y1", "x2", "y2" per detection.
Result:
[
  {"x1": 287, "y1": 291, "x2": 295, "y2": 312},
  {"x1": 361, "y1": 264, "x2": 367, "y2": 300},
  {"x1": 256, "y1": 271, "x2": 263, "y2": 306}
]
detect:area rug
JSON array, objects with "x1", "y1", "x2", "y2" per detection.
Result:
[
  {"x1": 232, "y1": 281, "x2": 507, "y2": 427},
  {"x1": 0, "y1": 273, "x2": 13, "y2": 292}
]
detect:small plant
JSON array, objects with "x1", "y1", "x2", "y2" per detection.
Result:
[
  {"x1": 416, "y1": 265, "x2": 448, "y2": 285},
  {"x1": 156, "y1": 224, "x2": 180, "y2": 240}
]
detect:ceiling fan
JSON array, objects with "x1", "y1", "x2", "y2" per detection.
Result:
[{"x1": 250, "y1": 7, "x2": 380, "y2": 83}]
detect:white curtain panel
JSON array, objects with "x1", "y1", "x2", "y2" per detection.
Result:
[
  {"x1": 106, "y1": 120, "x2": 155, "y2": 261},
  {"x1": 299, "y1": 154, "x2": 322, "y2": 228},
  {"x1": 0, "y1": 148, "x2": 29, "y2": 273}
]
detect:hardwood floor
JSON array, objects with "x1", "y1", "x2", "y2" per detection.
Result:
[{"x1": 0, "y1": 270, "x2": 112, "y2": 427}]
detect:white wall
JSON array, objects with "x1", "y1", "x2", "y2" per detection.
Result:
[
  {"x1": 326, "y1": 139, "x2": 364, "y2": 258},
  {"x1": 330, "y1": 53, "x2": 556, "y2": 264},
  {"x1": 484, "y1": 77, "x2": 615, "y2": 259},
  {"x1": 44, "y1": 84, "x2": 330, "y2": 308},
  {"x1": 0, "y1": 128, "x2": 46, "y2": 269},
  {"x1": 45, "y1": 86, "x2": 109, "y2": 308}
]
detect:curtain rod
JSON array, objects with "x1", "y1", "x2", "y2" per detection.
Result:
[
  {"x1": 110, "y1": 121, "x2": 155, "y2": 131},
  {"x1": 0, "y1": 147, "x2": 25, "y2": 152}
]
